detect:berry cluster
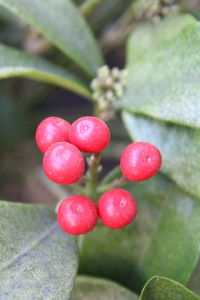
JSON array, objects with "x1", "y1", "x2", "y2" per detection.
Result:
[{"x1": 35, "y1": 116, "x2": 162, "y2": 235}]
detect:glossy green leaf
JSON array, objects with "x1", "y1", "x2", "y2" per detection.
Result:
[
  {"x1": 79, "y1": 174, "x2": 200, "y2": 292},
  {"x1": 118, "y1": 14, "x2": 200, "y2": 128},
  {"x1": 122, "y1": 111, "x2": 200, "y2": 200},
  {"x1": 140, "y1": 276, "x2": 200, "y2": 300},
  {"x1": 0, "y1": 44, "x2": 91, "y2": 99},
  {"x1": 0, "y1": 0, "x2": 104, "y2": 76},
  {"x1": 0, "y1": 201, "x2": 78, "y2": 299},
  {"x1": 71, "y1": 276, "x2": 138, "y2": 300}
]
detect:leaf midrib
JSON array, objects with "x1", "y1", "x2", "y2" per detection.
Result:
[{"x1": 0, "y1": 221, "x2": 57, "y2": 272}]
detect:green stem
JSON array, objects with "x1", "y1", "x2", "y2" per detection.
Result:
[
  {"x1": 97, "y1": 176, "x2": 127, "y2": 194},
  {"x1": 85, "y1": 152, "x2": 102, "y2": 199},
  {"x1": 81, "y1": 0, "x2": 105, "y2": 18},
  {"x1": 100, "y1": 2, "x2": 136, "y2": 53},
  {"x1": 72, "y1": 184, "x2": 86, "y2": 195}
]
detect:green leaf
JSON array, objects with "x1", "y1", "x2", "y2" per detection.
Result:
[
  {"x1": 140, "y1": 276, "x2": 200, "y2": 300},
  {"x1": 0, "y1": 44, "x2": 91, "y2": 99},
  {"x1": 0, "y1": 201, "x2": 78, "y2": 299},
  {"x1": 188, "y1": 259, "x2": 200, "y2": 296},
  {"x1": 0, "y1": 0, "x2": 104, "y2": 76},
  {"x1": 71, "y1": 276, "x2": 138, "y2": 300},
  {"x1": 118, "y1": 14, "x2": 200, "y2": 128},
  {"x1": 79, "y1": 174, "x2": 200, "y2": 292},
  {"x1": 122, "y1": 111, "x2": 200, "y2": 200}
]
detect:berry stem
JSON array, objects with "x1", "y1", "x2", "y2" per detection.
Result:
[
  {"x1": 78, "y1": 176, "x2": 92, "y2": 184},
  {"x1": 97, "y1": 176, "x2": 127, "y2": 194},
  {"x1": 85, "y1": 152, "x2": 102, "y2": 199},
  {"x1": 72, "y1": 184, "x2": 86, "y2": 195}
]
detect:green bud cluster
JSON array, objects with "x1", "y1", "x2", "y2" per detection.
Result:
[{"x1": 91, "y1": 65, "x2": 128, "y2": 112}]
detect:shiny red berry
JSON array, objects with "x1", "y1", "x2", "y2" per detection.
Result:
[
  {"x1": 120, "y1": 142, "x2": 162, "y2": 181},
  {"x1": 69, "y1": 116, "x2": 110, "y2": 153},
  {"x1": 43, "y1": 142, "x2": 84, "y2": 184},
  {"x1": 35, "y1": 116, "x2": 71, "y2": 153},
  {"x1": 98, "y1": 188, "x2": 137, "y2": 229},
  {"x1": 57, "y1": 195, "x2": 98, "y2": 235}
]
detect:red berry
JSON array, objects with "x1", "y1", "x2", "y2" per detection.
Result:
[
  {"x1": 98, "y1": 188, "x2": 137, "y2": 229},
  {"x1": 69, "y1": 116, "x2": 110, "y2": 153},
  {"x1": 57, "y1": 195, "x2": 98, "y2": 235},
  {"x1": 120, "y1": 142, "x2": 162, "y2": 181},
  {"x1": 43, "y1": 142, "x2": 84, "y2": 184},
  {"x1": 35, "y1": 116, "x2": 71, "y2": 153}
]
